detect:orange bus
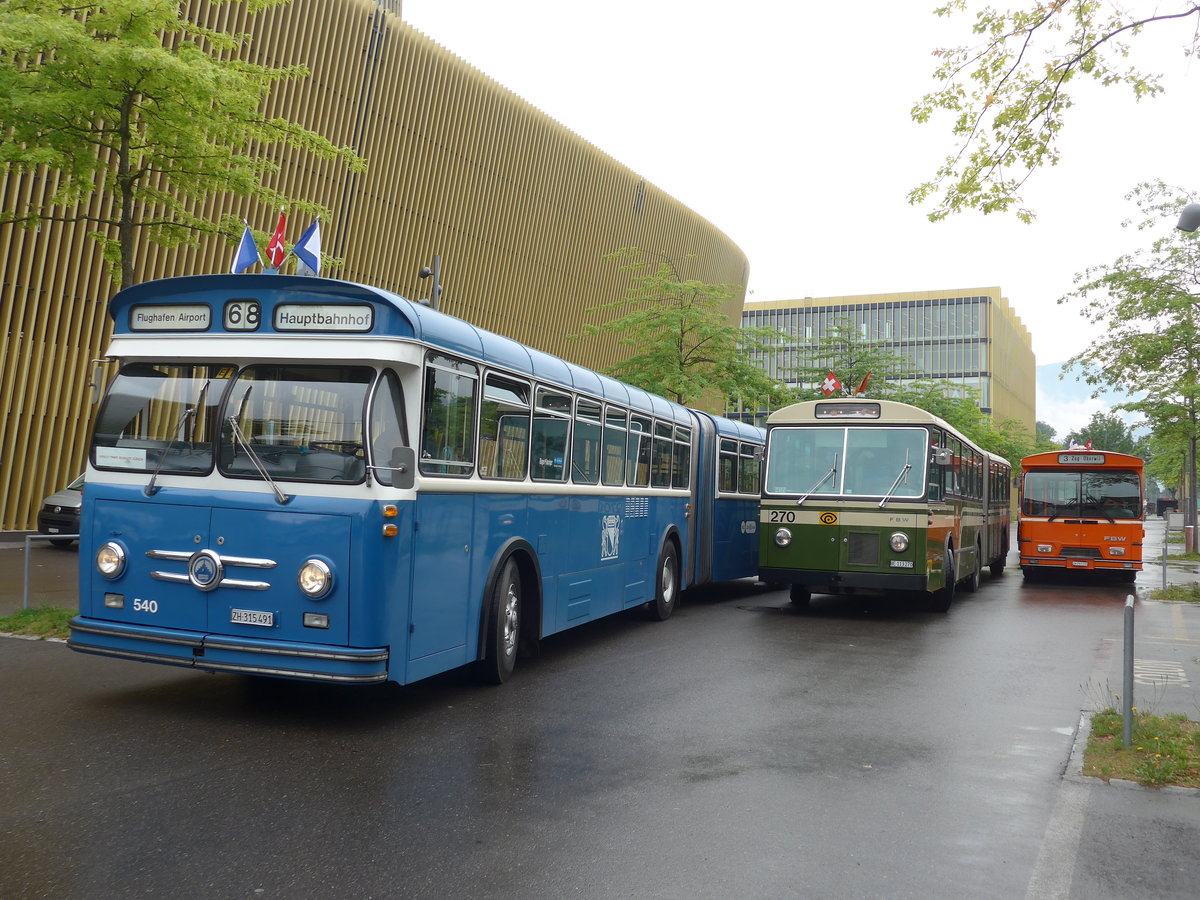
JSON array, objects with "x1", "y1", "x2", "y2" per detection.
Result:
[{"x1": 1017, "y1": 450, "x2": 1144, "y2": 581}]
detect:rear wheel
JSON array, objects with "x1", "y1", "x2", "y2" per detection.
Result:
[
  {"x1": 647, "y1": 541, "x2": 679, "y2": 621},
  {"x1": 478, "y1": 558, "x2": 521, "y2": 684}
]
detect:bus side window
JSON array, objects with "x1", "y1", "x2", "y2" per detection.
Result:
[
  {"x1": 651, "y1": 421, "x2": 673, "y2": 488},
  {"x1": 573, "y1": 399, "x2": 601, "y2": 484},
  {"x1": 719, "y1": 439, "x2": 738, "y2": 493},
  {"x1": 479, "y1": 373, "x2": 530, "y2": 480},
  {"x1": 739, "y1": 442, "x2": 761, "y2": 494},
  {"x1": 531, "y1": 387, "x2": 570, "y2": 482},
  {"x1": 627, "y1": 415, "x2": 652, "y2": 486},
  {"x1": 421, "y1": 354, "x2": 477, "y2": 476},
  {"x1": 370, "y1": 370, "x2": 409, "y2": 487}
]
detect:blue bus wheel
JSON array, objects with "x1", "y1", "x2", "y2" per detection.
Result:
[
  {"x1": 648, "y1": 541, "x2": 679, "y2": 621},
  {"x1": 479, "y1": 558, "x2": 521, "y2": 684}
]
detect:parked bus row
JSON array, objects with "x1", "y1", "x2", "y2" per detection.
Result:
[{"x1": 69, "y1": 274, "x2": 1144, "y2": 689}]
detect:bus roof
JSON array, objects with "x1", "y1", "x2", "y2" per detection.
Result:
[
  {"x1": 1021, "y1": 450, "x2": 1145, "y2": 469},
  {"x1": 106, "y1": 274, "x2": 698, "y2": 423}
]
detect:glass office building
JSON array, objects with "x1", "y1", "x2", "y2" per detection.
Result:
[{"x1": 741, "y1": 287, "x2": 1035, "y2": 430}]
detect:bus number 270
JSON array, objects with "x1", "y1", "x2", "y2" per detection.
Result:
[{"x1": 768, "y1": 510, "x2": 796, "y2": 523}]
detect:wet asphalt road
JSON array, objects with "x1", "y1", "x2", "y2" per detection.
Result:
[{"x1": 2, "y1": 523, "x2": 1200, "y2": 899}]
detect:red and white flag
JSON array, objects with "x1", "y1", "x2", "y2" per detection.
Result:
[
  {"x1": 265, "y1": 210, "x2": 287, "y2": 269},
  {"x1": 821, "y1": 371, "x2": 842, "y2": 397}
]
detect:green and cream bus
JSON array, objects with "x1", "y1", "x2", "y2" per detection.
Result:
[{"x1": 758, "y1": 399, "x2": 1011, "y2": 611}]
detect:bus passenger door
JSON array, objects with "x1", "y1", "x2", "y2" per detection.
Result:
[{"x1": 408, "y1": 494, "x2": 474, "y2": 676}]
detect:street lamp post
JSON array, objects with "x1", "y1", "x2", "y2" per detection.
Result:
[{"x1": 418, "y1": 255, "x2": 442, "y2": 310}]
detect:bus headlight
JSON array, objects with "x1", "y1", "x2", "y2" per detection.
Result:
[
  {"x1": 297, "y1": 559, "x2": 333, "y2": 599},
  {"x1": 889, "y1": 532, "x2": 909, "y2": 552},
  {"x1": 1109, "y1": 546, "x2": 1126, "y2": 556},
  {"x1": 774, "y1": 528, "x2": 792, "y2": 548},
  {"x1": 96, "y1": 542, "x2": 126, "y2": 579}
]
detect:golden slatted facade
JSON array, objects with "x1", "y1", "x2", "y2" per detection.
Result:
[{"x1": 0, "y1": 0, "x2": 748, "y2": 531}]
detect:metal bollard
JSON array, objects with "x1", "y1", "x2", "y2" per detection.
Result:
[
  {"x1": 1162, "y1": 529, "x2": 1168, "y2": 591},
  {"x1": 1122, "y1": 595, "x2": 1135, "y2": 747}
]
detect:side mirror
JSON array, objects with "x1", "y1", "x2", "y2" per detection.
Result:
[{"x1": 932, "y1": 447, "x2": 953, "y2": 466}]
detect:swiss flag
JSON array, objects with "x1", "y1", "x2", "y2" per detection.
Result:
[
  {"x1": 265, "y1": 210, "x2": 287, "y2": 268},
  {"x1": 821, "y1": 371, "x2": 842, "y2": 397}
]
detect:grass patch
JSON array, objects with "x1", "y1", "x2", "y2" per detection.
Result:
[
  {"x1": 1148, "y1": 584, "x2": 1200, "y2": 603},
  {"x1": 0, "y1": 606, "x2": 73, "y2": 640},
  {"x1": 1084, "y1": 708, "x2": 1200, "y2": 788}
]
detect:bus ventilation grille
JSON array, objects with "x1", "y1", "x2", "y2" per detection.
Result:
[{"x1": 848, "y1": 532, "x2": 880, "y2": 566}]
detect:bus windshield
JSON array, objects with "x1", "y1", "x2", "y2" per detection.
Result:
[
  {"x1": 765, "y1": 426, "x2": 927, "y2": 498},
  {"x1": 219, "y1": 365, "x2": 373, "y2": 483},
  {"x1": 1022, "y1": 469, "x2": 1141, "y2": 520},
  {"x1": 92, "y1": 362, "x2": 234, "y2": 473}
]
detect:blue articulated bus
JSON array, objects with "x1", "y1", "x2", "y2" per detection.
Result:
[{"x1": 69, "y1": 274, "x2": 764, "y2": 686}]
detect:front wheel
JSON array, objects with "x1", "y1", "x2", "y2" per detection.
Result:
[
  {"x1": 647, "y1": 541, "x2": 679, "y2": 621},
  {"x1": 927, "y1": 542, "x2": 955, "y2": 613},
  {"x1": 478, "y1": 558, "x2": 521, "y2": 684},
  {"x1": 789, "y1": 584, "x2": 811, "y2": 607}
]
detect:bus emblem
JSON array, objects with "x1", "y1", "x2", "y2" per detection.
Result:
[
  {"x1": 188, "y1": 549, "x2": 225, "y2": 592},
  {"x1": 819, "y1": 512, "x2": 838, "y2": 526},
  {"x1": 600, "y1": 515, "x2": 620, "y2": 561}
]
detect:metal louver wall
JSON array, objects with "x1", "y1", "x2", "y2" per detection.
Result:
[{"x1": 0, "y1": 0, "x2": 748, "y2": 531}]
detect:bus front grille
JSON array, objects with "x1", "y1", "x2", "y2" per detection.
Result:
[
  {"x1": 848, "y1": 532, "x2": 880, "y2": 566},
  {"x1": 1061, "y1": 547, "x2": 1102, "y2": 559}
]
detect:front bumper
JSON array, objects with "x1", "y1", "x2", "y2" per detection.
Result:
[{"x1": 68, "y1": 617, "x2": 389, "y2": 684}]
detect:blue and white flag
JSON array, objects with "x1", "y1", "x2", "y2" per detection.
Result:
[
  {"x1": 230, "y1": 225, "x2": 260, "y2": 274},
  {"x1": 293, "y1": 219, "x2": 321, "y2": 276}
]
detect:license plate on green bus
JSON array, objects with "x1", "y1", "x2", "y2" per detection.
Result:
[{"x1": 230, "y1": 608, "x2": 274, "y2": 627}]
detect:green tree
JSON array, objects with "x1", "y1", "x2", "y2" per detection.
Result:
[
  {"x1": 1035, "y1": 420, "x2": 1059, "y2": 451},
  {"x1": 577, "y1": 249, "x2": 799, "y2": 411},
  {"x1": 1062, "y1": 181, "x2": 1200, "y2": 527},
  {"x1": 0, "y1": 0, "x2": 364, "y2": 286},
  {"x1": 1065, "y1": 410, "x2": 1145, "y2": 456},
  {"x1": 910, "y1": 1, "x2": 1200, "y2": 222},
  {"x1": 790, "y1": 318, "x2": 912, "y2": 400}
]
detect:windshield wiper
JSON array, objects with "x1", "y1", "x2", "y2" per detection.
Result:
[
  {"x1": 226, "y1": 386, "x2": 290, "y2": 505},
  {"x1": 798, "y1": 453, "x2": 839, "y2": 505},
  {"x1": 878, "y1": 450, "x2": 912, "y2": 508},
  {"x1": 145, "y1": 384, "x2": 208, "y2": 496}
]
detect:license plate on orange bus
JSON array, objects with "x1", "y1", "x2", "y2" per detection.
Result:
[
  {"x1": 1070, "y1": 561, "x2": 1089, "y2": 567},
  {"x1": 230, "y1": 609, "x2": 274, "y2": 627}
]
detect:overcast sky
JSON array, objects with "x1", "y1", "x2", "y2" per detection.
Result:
[{"x1": 402, "y1": 1, "x2": 1198, "y2": 432}]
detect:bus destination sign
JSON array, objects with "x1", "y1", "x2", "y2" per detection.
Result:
[
  {"x1": 129, "y1": 304, "x2": 212, "y2": 331},
  {"x1": 1059, "y1": 452, "x2": 1105, "y2": 465},
  {"x1": 273, "y1": 303, "x2": 374, "y2": 333}
]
